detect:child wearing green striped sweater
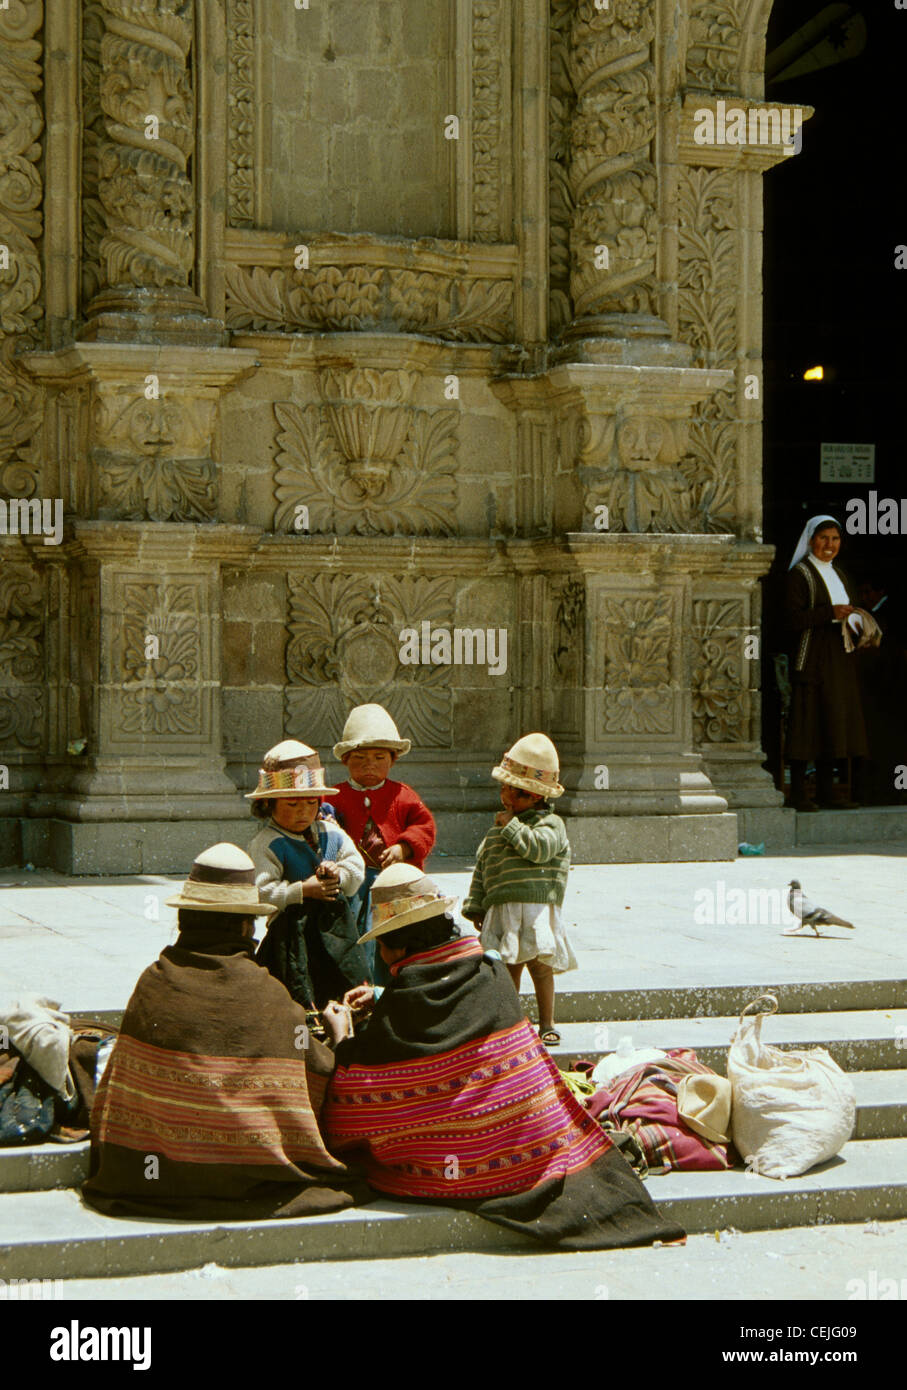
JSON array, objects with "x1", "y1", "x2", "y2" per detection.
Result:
[{"x1": 462, "y1": 733, "x2": 576, "y2": 1047}]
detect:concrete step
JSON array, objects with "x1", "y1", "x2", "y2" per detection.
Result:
[
  {"x1": 1, "y1": 1138, "x2": 904, "y2": 1279},
  {"x1": 1, "y1": 1068, "x2": 903, "y2": 1199},
  {"x1": 522, "y1": 978, "x2": 907, "y2": 1025},
  {"x1": 2, "y1": 1066, "x2": 903, "y2": 1199},
  {"x1": 74, "y1": 980, "x2": 907, "y2": 1032},
  {"x1": 549, "y1": 1009, "x2": 907, "y2": 1073}
]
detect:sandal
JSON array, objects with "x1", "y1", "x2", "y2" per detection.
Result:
[{"x1": 539, "y1": 1026, "x2": 561, "y2": 1047}]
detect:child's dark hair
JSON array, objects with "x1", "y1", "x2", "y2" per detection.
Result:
[
  {"x1": 379, "y1": 911, "x2": 458, "y2": 958},
  {"x1": 177, "y1": 908, "x2": 253, "y2": 934},
  {"x1": 251, "y1": 797, "x2": 275, "y2": 821}
]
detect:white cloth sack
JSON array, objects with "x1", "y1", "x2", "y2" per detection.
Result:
[{"x1": 727, "y1": 994, "x2": 855, "y2": 1179}]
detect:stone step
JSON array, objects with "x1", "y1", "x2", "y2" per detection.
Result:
[
  {"x1": 70, "y1": 978, "x2": 907, "y2": 1034},
  {"x1": 522, "y1": 978, "x2": 906, "y2": 1025},
  {"x1": 549, "y1": 1009, "x2": 907, "y2": 1073},
  {"x1": 1, "y1": 1138, "x2": 904, "y2": 1279},
  {"x1": 1, "y1": 1071, "x2": 903, "y2": 1200}
]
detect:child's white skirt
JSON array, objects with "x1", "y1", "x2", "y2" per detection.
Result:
[{"x1": 480, "y1": 902, "x2": 577, "y2": 973}]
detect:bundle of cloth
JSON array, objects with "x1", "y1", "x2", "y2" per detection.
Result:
[
  {"x1": 0, "y1": 996, "x2": 110, "y2": 1145},
  {"x1": 570, "y1": 1048, "x2": 737, "y2": 1177}
]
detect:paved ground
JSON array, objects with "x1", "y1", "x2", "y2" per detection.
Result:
[
  {"x1": 1, "y1": 844, "x2": 903, "y2": 1011},
  {"x1": 31, "y1": 1220, "x2": 907, "y2": 1301}
]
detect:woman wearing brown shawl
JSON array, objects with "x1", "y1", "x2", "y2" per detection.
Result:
[
  {"x1": 82, "y1": 844, "x2": 366, "y2": 1221},
  {"x1": 320, "y1": 864, "x2": 685, "y2": 1251},
  {"x1": 785, "y1": 515, "x2": 870, "y2": 810}
]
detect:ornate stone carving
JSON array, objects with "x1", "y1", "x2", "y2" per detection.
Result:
[
  {"x1": 274, "y1": 372, "x2": 457, "y2": 536},
  {"x1": 686, "y1": 0, "x2": 745, "y2": 93},
  {"x1": 579, "y1": 413, "x2": 703, "y2": 533},
  {"x1": 92, "y1": 392, "x2": 217, "y2": 522},
  {"x1": 553, "y1": 577, "x2": 585, "y2": 680},
  {"x1": 285, "y1": 574, "x2": 454, "y2": 749},
  {"x1": 549, "y1": 0, "x2": 576, "y2": 336},
  {"x1": 226, "y1": 0, "x2": 255, "y2": 228},
  {"x1": 82, "y1": 0, "x2": 107, "y2": 304},
  {"x1": 118, "y1": 580, "x2": 202, "y2": 736},
  {"x1": 602, "y1": 596, "x2": 673, "y2": 734},
  {"x1": 567, "y1": 0, "x2": 657, "y2": 324},
  {"x1": 95, "y1": 0, "x2": 195, "y2": 289},
  {"x1": 0, "y1": 0, "x2": 43, "y2": 498},
  {"x1": 692, "y1": 599, "x2": 746, "y2": 743},
  {"x1": 471, "y1": 0, "x2": 504, "y2": 242},
  {"x1": 0, "y1": 563, "x2": 44, "y2": 749},
  {"x1": 677, "y1": 166, "x2": 738, "y2": 533},
  {"x1": 225, "y1": 257, "x2": 515, "y2": 343}
]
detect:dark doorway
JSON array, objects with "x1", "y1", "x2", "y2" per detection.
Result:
[{"x1": 761, "y1": 0, "x2": 907, "y2": 802}]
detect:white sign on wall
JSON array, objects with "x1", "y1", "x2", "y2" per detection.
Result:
[{"x1": 820, "y1": 443, "x2": 875, "y2": 483}]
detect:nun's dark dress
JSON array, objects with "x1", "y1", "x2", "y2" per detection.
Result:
[{"x1": 785, "y1": 559, "x2": 868, "y2": 761}]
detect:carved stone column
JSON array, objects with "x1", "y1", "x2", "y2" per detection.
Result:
[{"x1": 81, "y1": 0, "x2": 221, "y2": 341}]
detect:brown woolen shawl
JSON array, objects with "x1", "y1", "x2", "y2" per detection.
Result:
[{"x1": 82, "y1": 926, "x2": 367, "y2": 1219}]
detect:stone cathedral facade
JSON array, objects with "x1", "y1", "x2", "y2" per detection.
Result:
[{"x1": 0, "y1": 0, "x2": 805, "y2": 872}]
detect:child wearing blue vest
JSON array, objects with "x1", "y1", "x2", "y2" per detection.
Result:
[{"x1": 247, "y1": 740, "x2": 369, "y2": 1009}]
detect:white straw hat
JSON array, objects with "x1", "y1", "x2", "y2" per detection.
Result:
[
  {"x1": 333, "y1": 705, "x2": 411, "y2": 761},
  {"x1": 492, "y1": 733, "x2": 564, "y2": 799},
  {"x1": 165, "y1": 843, "x2": 277, "y2": 918},
  {"x1": 357, "y1": 863, "x2": 456, "y2": 943}
]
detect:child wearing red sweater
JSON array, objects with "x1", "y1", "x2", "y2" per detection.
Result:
[{"x1": 330, "y1": 704, "x2": 436, "y2": 983}]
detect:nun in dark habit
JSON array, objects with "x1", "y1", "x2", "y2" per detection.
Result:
[{"x1": 784, "y1": 514, "x2": 869, "y2": 810}]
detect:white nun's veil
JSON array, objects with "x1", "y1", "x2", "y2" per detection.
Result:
[
  {"x1": 788, "y1": 513, "x2": 850, "y2": 608},
  {"x1": 788, "y1": 514, "x2": 841, "y2": 570}
]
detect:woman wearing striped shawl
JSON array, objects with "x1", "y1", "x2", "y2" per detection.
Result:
[{"x1": 321, "y1": 865, "x2": 684, "y2": 1251}]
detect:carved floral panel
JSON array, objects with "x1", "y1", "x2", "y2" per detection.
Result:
[
  {"x1": 601, "y1": 595, "x2": 674, "y2": 735},
  {"x1": 692, "y1": 598, "x2": 746, "y2": 743},
  {"x1": 0, "y1": 562, "x2": 44, "y2": 750},
  {"x1": 285, "y1": 573, "x2": 454, "y2": 750},
  {"x1": 273, "y1": 368, "x2": 458, "y2": 536},
  {"x1": 113, "y1": 579, "x2": 204, "y2": 740}
]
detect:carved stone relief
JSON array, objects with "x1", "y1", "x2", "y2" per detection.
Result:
[
  {"x1": 0, "y1": 563, "x2": 44, "y2": 749},
  {"x1": 686, "y1": 0, "x2": 746, "y2": 93},
  {"x1": 471, "y1": 0, "x2": 506, "y2": 242},
  {"x1": 115, "y1": 579, "x2": 203, "y2": 738},
  {"x1": 226, "y1": 254, "x2": 515, "y2": 343},
  {"x1": 95, "y1": 0, "x2": 195, "y2": 289},
  {"x1": 601, "y1": 595, "x2": 673, "y2": 735},
  {"x1": 274, "y1": 371, "x2": 457, "y2": 537},
  {"x1": 677, "y1": 166, "x2": 738, "y2": 533},
  {"x1": 226, "y1": 0, "x2": 255, "y2": 228},
  {"x1": 92, "y1": 390, "x2": 218, "y2": 522},
  {"x1": 285, "y1": 574, "x2": 454, "y2": 749},
  {"x1": 0, "y1": 0, "x2": 43, "y2": 499},
  {"x1": 567, "y1": 0, "x2": 658, "y2": 324},
  {"x1": 691, "y1": 599, "x2": 746, "y2": 743}
]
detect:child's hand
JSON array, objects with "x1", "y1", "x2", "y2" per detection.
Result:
[
  {"x1": 379, "y1": 843, "x2": 409, "y2": 867},
  {"x1": 343, "y1": 984, "x2": 375, "y2": 1013},
  {"x1": 302, "y1": 873, "x2": 340, "y2": 901},
  {"x1": 494, "y1": 810, "x2": 513, "y2": 827}
]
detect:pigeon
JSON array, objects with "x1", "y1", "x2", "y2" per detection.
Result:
[{"x1": 784, "y1": 879, "x2": 854, "y2": 936}]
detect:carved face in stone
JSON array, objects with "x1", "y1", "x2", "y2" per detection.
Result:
[{"x1": 618, "y1": 417, "x2": 666, "y2": 471}]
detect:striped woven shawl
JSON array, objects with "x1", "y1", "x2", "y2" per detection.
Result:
[
  {"x1": 82, "y1": 928, "x2": 366, "y2": 1220},
  {"x1": 324, "y1": 937, "x2": 684, "y2": 1249}
]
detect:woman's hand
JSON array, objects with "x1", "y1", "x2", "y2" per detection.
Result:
[
  {"x1": 322, "y1": 1001, "x2": 354, "y2": 1042},
  {"x1": 833, "y1": 605, "x2": 855, "y2": 621},
  {"x1": 463, "y1": 911, "x2": 485, "y2": 929},
  {"x1": 302, "y1": 872, "x2": 340, "y2": 901},
  {"x1": 379, "y1": 842, "x2": 409, "y2": 868},
  {"x1": 343, "y1": 983, "x2": 375, "y2": 1013}
]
